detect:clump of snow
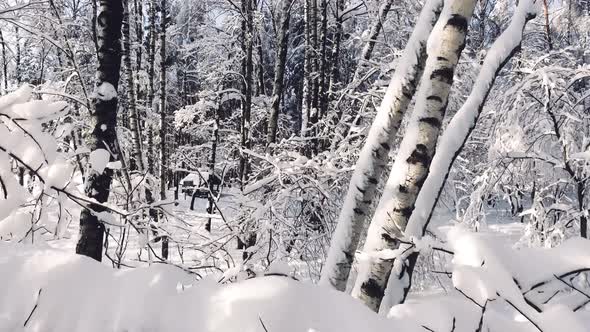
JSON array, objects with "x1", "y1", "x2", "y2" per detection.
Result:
[
  {"x1": 95, "y1": 82, "x2": 118, "y2": 101},
  {"x1": 89, "y1": 149, "x2": 111, "y2": 174},
  {"x1": 42, "y1": 156, "x2": 74, "y2": 189},
  {"x1": 106, "y1": 160, "x2": 122, "y2": 170}
]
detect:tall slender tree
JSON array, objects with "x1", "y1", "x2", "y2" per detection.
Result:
[
  {"x1": 352, "y1": 0, "x2": 476, "y2": 311},
  {"x1": 0, "y1": 30, "x2": 7, "y2": 92},
  {"x1": 267, "y1": 0, "x2": 291, "y2": 144},
  {"x1": 123, "y1": 0, "x2": 144, "y2": 172},
  {"x1": 76, "y1": 0, "x2": 124, "y2": 262},
  {"x1": 159, "y1": 0, "x2": 169, "y2": 259},
  {"x1": 239, "y1": 0, "x2": 254, "y2": 188},
  {"x1": 320, "y1": 0, "x2": 443, "y2": 292}
]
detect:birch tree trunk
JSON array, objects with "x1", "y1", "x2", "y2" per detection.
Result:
[
  {"x1": 267, "y1": 0, "x2": 291, "y2": 144},
  {"x1": 387, "y1": 1, "x2": 538, "y2": 312},
  {"x1": 158, "y1": 0, "x2": 168, "y2": 259},
  {"x1": 123, "y1": 0, "x2": 144, "y2": 172},
  {"x1": 351, "y1": 0, "x2": 476, "y2": 312},
  {"x1": 408, "y1": 0, "x2": 539, "y2": 244},
  {"x1": 76, "y1": 0, "x2": 124, "y2": 262},
  {"x1": 320, "y1": 0, "x2": 443, "y2": 292}
]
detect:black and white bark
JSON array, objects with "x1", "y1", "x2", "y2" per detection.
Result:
[
  {"x1": 76, "y1": 0, "x2": 124, "y2": 262},
  {"x1": 352, "y1": 0, "x2": 476, "y2": 312},
  {"x1": 320, "y1": 0, "x2": 443, "y2": 292},
  {"x1": 408, "y1": 0, "x2": 539, "y2": 242}
]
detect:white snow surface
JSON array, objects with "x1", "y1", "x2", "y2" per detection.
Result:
[
  {"x1": 1, "y1": 224, "x2": 589, "y2": 331},
  {"x1": 0, "y1": 242, "x2": 420, "y2": 332}
]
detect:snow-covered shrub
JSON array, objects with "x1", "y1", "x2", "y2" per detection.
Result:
[{"x1": 0, "y1": 86, "x2": 81, "y2": 243}]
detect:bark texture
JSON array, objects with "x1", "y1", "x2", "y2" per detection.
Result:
[
  {"x1": 76, "y1": 0, "x2": 124, "y2": 262},
  {"x1": 352, "y1": 0, "x2": 476, "y2": 312},
  {"x1": 320, "y1": 0, "x2": 443, "y2": 292}
]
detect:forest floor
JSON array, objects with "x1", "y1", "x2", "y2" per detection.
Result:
[{"x1": 6, "y1": 193, "x2": 590, "y2": 332}]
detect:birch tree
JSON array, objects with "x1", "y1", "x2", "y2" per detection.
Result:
[
  {"x1": 351, "y1": 0, "x2": 477, "y2": 311},
  {"x1": 320, "y1": 0, "x2": 443, "y2": 292},
  {"x1": 76, "y1": 0, "x2": 124, "y2": 262},
  {"x1": 408, "y1": 0, "x2": 540, "y2": 244}
]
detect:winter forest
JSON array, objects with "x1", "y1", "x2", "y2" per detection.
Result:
[{"x1": 0, "y1": 0, "x2": 590, "y2": 330}]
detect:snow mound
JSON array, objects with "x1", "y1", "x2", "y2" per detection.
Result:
[{"x1": 0, "y1": 242, "x2": 418, "y2": 332}]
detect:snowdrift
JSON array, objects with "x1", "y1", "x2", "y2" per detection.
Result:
[
  {"x1": 2, "y1": 228, "x2": 590, "y2": 332},
  {"x1": 0, "y1": 242, "x2": 419, "y2": 332}
]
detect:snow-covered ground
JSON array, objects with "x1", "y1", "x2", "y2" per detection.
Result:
[{"x1": 3, "y1": 198, "x2": 590, "y2": 331}]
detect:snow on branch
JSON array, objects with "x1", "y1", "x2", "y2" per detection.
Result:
[{"x1": 406, "y1": 0, "x2": 542, "y2": 238}]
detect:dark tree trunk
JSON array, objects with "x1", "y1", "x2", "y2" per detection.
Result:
[
  {"x1": 327, "y1": 0, "x2": 344, "y2": 98},
  {"x1": 91, "y1": 0, "x2": 99, "y2": 58},
  {"x1": 351, "y1": 0, "x2": 395, "y2": 89},
  {"x1": 542, "y1": 0, "x2": 553, "y2": 50},
  {"x1": 76, "y1": 0, "x2": 124, "y2": 262},
  {"x1": 266, "y1": 0, "x2": 291, "y2": 144},
  {"x1": 239, "y1": 0, "x2": 254, "y2": 189},
  {"x1": 15, "y1": 27, "x2": 21, "y2": 85},
  {"x1": 317, "y1": 0, "x2": 329, "y2": 119},
  {"x1": 159, "y1": 0, "x2": 169, "y2": 260},
  {"x1": 256, "y1": 34, "x2": 266, "y2": 96},
  {"x1": 206, "y1": 107, "x2": 219, "y2": 232},
  {"x1": 0, "y1": 30, "x2": 7, "y2": 91},
  {"x1": 123, "y1": 0, "x2": 144, "y2": 172},
  {"x1": 147, "y1": 0, "x2": 157, "y2": 109}
]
